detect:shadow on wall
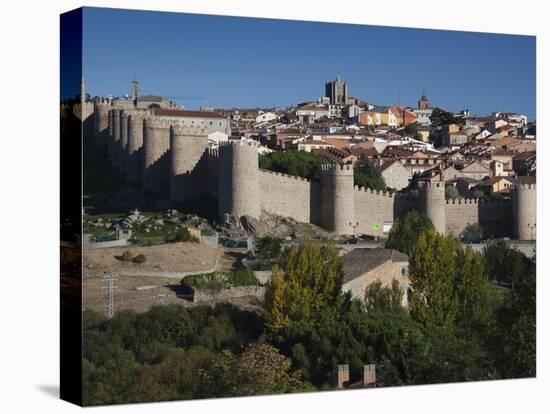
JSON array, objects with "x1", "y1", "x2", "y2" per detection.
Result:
[{"x1": 143, "y1": 151, "x2": 171, "y2": 195}]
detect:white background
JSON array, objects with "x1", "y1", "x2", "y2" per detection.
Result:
[{"x1": 0, "y1": 0, "x2": 548, "y2": 412}]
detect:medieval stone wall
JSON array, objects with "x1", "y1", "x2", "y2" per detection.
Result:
[
  {"x1": 218, "y1": 141, "x2": 261, "y2": 219},
  {"x1": 259, "y1": 170, "x2": 319, "y2": 224},
  {"x1": 143, "y1": 118, "x2": 172, "y2": 193},
  {"x1": 170, "y1": 125, "x2": 209, "y2": 201},
  {"x1": 445, "y1": 198, "x2": 512, "y2": 238},
  {"x1": 354, "y1": 188, "x2": 396, "y2": 237},
  {"x1": 91, "y1": 102, "x2": 534, "y2": 240}
]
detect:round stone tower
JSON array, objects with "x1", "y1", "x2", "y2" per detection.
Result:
[
  {"x1": 420, "y1": 181, "x2": 446, "y2": 235},
  {"x1": 512, "y1": 183, "x2": 536, "y2": 240},
  {"x1": 111, "y1": 109, "x2": 121, "y2": 168},
  {"x1": 126, "y1": 111, "x2": 148, "y2": 184},
  {"x1": 119, "y1": 110, "x2": 129, "y2": 173},
  {"x1": 218, "y1": 141, "x2": 260, "y2": 220},
  {"x1": 319, "y1": 164, "x2": 355, "y2": 235},
  {"x1": 93, "y1": 99, "x2": 110, "y2": 145},
  {"x1": 169, "y1": 124, "x2": 209, "y2": 202},
  {"x1": 143, "y1": 118, "x2": 172, "y2": 193}
]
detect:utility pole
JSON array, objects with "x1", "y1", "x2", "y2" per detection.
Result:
[{"x1": 103, "y1": 273, "x2": 118, "y2": 319}]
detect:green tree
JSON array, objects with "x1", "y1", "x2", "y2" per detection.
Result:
[
  {"x1": 255, "y1": 236, "x2": 282, "y2": 261},
  {"x1": 408, "y1": 229, "x2": 491, "y2": 334},
  {"x1": 259, "y1": 150, "x2": 326, "y2": 180},
  {"x1": 364, "y1": 279, "x2": 405, "y2": 314},
  {"x1": 460, "y1": 223, "x2": 484, "y2": 243},
  {"x1": 483, "y1": 239, "x2": 535, "y2": 284},
  {"x1": 198, "y1": 344, "x2": 312, "y2": 397},
  {"x1": 173, "y1": 228, "x2": 199, "y2": 243},
  {"x1": 489, "y1": 256, "x2": 536, "y2": 378},
  {"x1": 408, "y1": 228, "x2": 460, "y2": 331},
  {"x1": 354, "y1": 154, "x2": 386, "y2": 191},
  {"x1": 430, "y1": 107, "x2": 457, "y2": 127},
  {"x1": 454, "y1": 246, "x2": 491, "y2": 330},
  {"x1": 385, "y1": 210, "x2": 434, "y2": 256},
  {"x1": 403, "y1": 123, "x2": 422, "y2": 140},
  {"x1": 263, "y1": 241, "x2": 344, "y2": 332},
  {"x1": 445, "y1": 185, "x2": 459, "y2": 200}
]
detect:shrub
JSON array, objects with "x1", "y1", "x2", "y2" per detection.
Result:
[
  {"x1": 259, "y1": 150, "x2": 326, "y2": 180},
  {"x1": 255, "y1": 236, "x2": 282, "y2": 261},
  {"x1": 461, "y1": 223, "x2": 484, "y2": 243},
  {"x1": 445, "y1": 185, "x2": 459, "y2": 200},
  {"x1": 182, "y1": 269, "x2": 260, "y2": 292},
  {"x1": 133, "y1": 254, "x2": 147, "y2": 264},
  {"x1": 120, "y1": 250, "x2": 134, "y2": 262},
  {"x1": 173, "y1": 228, "x2": 200, "y2": 243}
]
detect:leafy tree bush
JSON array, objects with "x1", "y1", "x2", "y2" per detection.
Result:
[
  {"x1": 132, "y1": 254, "x2": 147, "y2": 264},
  {"x1": 473, "y1": 190, "x2": 485, "y2": 199},
  {"x1": 386, "y1": 210, "x2": 434, "y2": 255},
  {"x1": 259, "y1": 150, "x2": 326, "y2": 180},
  {"x1": 430, "y1": 107, "x2": 457, "y2": 127},
  {"x1": 264, "y1": 241, "x2": 343, "y2": 332},
  {"x1": 82, "y1": 304, "x2": 267, "y2": 405},
  {"x1": 408, "y1": 228, "x2": 490, "y2": 333},
  {"x1": 354, "y1": 154, "x2": 386, "y2": 191},
  {"x1": 483, "y1": 239, "x2": 535, "y2": 285},
  {"x1": 255, "y1": 236, "x2": 282, "y2": 261},
  {"x1": 403, "y1": 123, "x2": 422, "y2": 140},
  {"x1": 182, "y1": 269, "x2": 259, "y2": 292},
  {"x1": 364, "y1": 279, "x2": 405, "y2": 314},
  {"x1": 461, "y1": 223, "x2": 484, "y2": 243},
  {"x1": 173, "y1": 228, "x2": 199, "y2": 243},
  {"x1": 197, "y1": 343, "x2": 313, "y2": 397},
  {"x1": 445, "y1": 185, "x2": 459, "y2": 200}
]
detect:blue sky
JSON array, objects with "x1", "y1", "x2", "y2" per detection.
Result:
[{"x1": 83, "y1": 7, "x2": 536, "y2": 119}]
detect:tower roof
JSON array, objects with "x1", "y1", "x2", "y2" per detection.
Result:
[{"x1": 420, "y1": 89, "x2": 429, "y2": 101}]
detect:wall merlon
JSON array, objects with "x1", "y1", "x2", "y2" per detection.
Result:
[
  {"x1": 170, "y1": 124, "x2": 208, "y2": 136},
  {"x1": 259, "y1": 169, "x2": 310, "y2": 183},
  {"x1": 144, "y1": 118, "x2": 175, "y2": 129}
]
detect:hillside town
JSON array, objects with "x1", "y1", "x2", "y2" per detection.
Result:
[{"x1": 107, "y1": 75, "x2": 535, "y2": 198}]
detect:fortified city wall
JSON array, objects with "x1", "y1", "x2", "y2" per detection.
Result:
[{"x1": 89, "y1": 101, "x2": 536, "y2": 240}]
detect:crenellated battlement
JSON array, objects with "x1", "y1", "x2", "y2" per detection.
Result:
[
  {"x1": 219, "y1": 139, "x2": 260, "y2": 148},
  {"x1": 92, "y1": 107, "x2": 535, "y2": 240},
  {"x1": 260, "y1": 169, "x2": 310, "y2": 182},
  {"x1": 144, "y1": 118, "x2": 175, "y2": 129},
  {"x1": 353, "y1": 185, "x2": 394, "y2": 198},
  {"x1": 513, "y1": 183, "x2": 536, "y2": 191},
  {"x1": 446, "y1": 197, "x2": 512, "y2": 205},
  {"x1": 207, "y1": 148, "x2": 219, "y2": 158},
  {"x1": 321, "y1": 163, "x2": 353, "y2": 173},
  {"x1": 170, "y1": 124, "x2": 208, "y2": 136}
]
